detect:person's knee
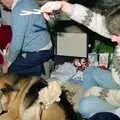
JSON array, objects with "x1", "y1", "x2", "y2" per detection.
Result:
[
  {"x1": 79, "y1": 96, "x2": 100, "y2": 118},
  {"x1": 79, "y1": 97, "x2": 93, "y2": 118}
]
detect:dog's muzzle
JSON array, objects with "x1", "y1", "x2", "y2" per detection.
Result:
[{"x1": 0, "y1": 87, "x2": 16, "y2": 114}]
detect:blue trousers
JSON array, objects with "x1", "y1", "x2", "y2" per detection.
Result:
[
  {"x1": 8, "y1": 49, "x2": 52, "y2": 76},
  {"x1": 83, "y1": 67, "x2": 120, "y2": 90},
  {"x1": 79, "y1": 67, "x2": 120, "y2": 118}
]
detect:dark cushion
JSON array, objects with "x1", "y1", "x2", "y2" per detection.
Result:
[{"x1": 89, "y1": 112, "x2": 120, "y2": 120}]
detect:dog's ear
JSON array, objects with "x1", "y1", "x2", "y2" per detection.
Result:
[
  {"x1": 0, "y1": 80, "x2": 11, "y2": 89},
  {"x1": 0, "y1": 73, "x2": 11, "y2": 88}
]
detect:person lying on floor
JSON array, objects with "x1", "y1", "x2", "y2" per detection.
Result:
[{"x1": 40, "y1": 1, "x2": 120, "y2": 119}]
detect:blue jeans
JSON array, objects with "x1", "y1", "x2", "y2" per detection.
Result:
[
  {"x1": 83, "y1": 67, "x2": 120, "y2": 90},
  {"x1": 8, "y1": 49, "x2": 52, "y2": 76},
  {"x1": 79, "y1": 67, "x2": 120, "y2": 118},
  {"x1": 80, "y1": 96, "x2": 116, "y2": 118}
]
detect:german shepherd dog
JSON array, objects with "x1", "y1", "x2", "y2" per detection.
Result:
[{"x1": 0, "y1": 73, "x2": 81, "y2": 120}]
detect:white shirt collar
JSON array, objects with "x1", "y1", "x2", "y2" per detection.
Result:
[{"x1": 11, "y1": 0, "x2": 18, "y2": 10}]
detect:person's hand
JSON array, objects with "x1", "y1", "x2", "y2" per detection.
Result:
[
  {"x1": 84, "y1": 90, "x2": 91, "y2": 97},
  {"x1": 2, "y1": 43, "x2": 11, "y2": 74},
  {"x1": 5, "y1": 43, "x2": 10, "y2": 53},
  {"x1": 2, "y1": 60, "x2": 10, "y2": 74},
  {"x1": 112, "y1": 35, "x2": 120, "y2": 45},
  {"x1": 2, "y1": 43, "x2": 10, "y2": 56},
  {"x1": 40, "y1": 1, "x2": 63, "y2": 20},
  {"x1": 84, "y1": 86, "x2": 102, "y2": 97}
]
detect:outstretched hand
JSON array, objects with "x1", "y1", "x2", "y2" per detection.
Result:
[
  {"x1": 40, "y1": 1, "x2": 63, "y2": 20},
  {"x1": 84, "y1": 86, "x2": 103, "y2": 97}
]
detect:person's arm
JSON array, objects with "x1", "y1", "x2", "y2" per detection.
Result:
[
  {"x1": 85, "y1": 86, "x2": 120, "y2": 107},
  {"x1": 111, "y1": 45, "x2": 120, "y2": 86},
  {"x1": 61, "y1": 2, "x2": 111, "y2": 39},
  {"x1": 7, "y1": 12, "x2": 28, "y2": 64},
  {"x1": 41, "y1": 1, "x2": 111, "y2": 39}
]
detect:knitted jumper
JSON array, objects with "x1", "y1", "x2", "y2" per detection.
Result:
[{"x1": 69, "y1": 4, "x2": 111, "y2": 39}]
